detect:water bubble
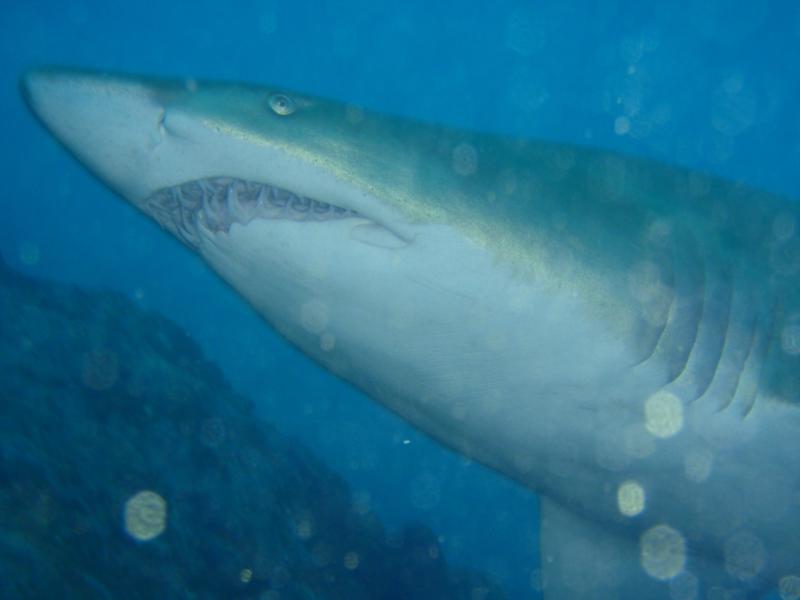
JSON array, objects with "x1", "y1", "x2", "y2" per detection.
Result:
[
  {"x1": 684, "y1": 449, "x2": 714, "y2": 483},
  {"x1": 320, "y1": 332, "x2": 336, "y2": 352},
  {"x1": 200, "y1": 417, "x2": 226, "y2": 448},
  {"x1": 781, "y1": 318, "x2": 800, "y2": 355},
  {"x1": 780, "y1": 574, "x2": 800, "y2": 600},
  {"x1": 614, "y1": 116, "x2": 631, "y2": 135},
  {"x1": 81, "y1": 349, "x2": 120, "y2": 391},
  {"x1": 628, "y1": 260, "x2": 664, "y2": 303},
  {"x1": 452, "y1": 143, "x2": 478, "y2": 176},
  {"x1": 625, "y1": 424, "x2": 656, "y2": 458},
  {"x1": 294, "y1": 514, "x2": 314, "y2": 540},
  {"x1": 774, "y1": 213, "x2": 797, "y2": 242},
  {"x1": 772, "y1": 238, "x2": 800, "y2": 276},
  {"x1": 352, "y1": 490, "x2": 371, "y2": 515},
  {"x1": 19, "y1": 241, "x2": 41, "y2": 266},
  {"x1": 640, "y1": 524, "x2": 686, "y2": 580},
  {"x1": 711, "y1": 79, "x2": 756, "y2": 136},
  {"x1": 343, "y1": 551, "x2": 360, "y2": 570},
  {"x1": 645, "y1": 391, "x2": 684, "y2": 438},
  {"x1": 724, "y1": 531, "x2": 766, "y2": 581},
  {"x1": 617, "y1": 481, "x2": 646, "y2": 517},
  {"x1": 301, "y1": 299, "x2": 329, "y2": 334},
  {"x1": 124, "y1": 490, "x2": 167, "y2": 541}
]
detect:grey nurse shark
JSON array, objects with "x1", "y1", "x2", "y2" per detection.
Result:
[{"x1": 22, "y1": 67, "x2": 800, "y2": 599}]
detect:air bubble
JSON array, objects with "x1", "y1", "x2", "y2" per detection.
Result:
[
  {"x1": 617, "y1": 481, "x2": 646, "y2": 517},
  {"x1": 724, "y1": 531, "x2": 766, "y2": 581},
  {"x1": 780, "y1": 574, "x2": 800, "y2": 600},
  {"x1": 645, "y1": 391, "x2": 684, "y2": 438},
  {"x1": 640, "y1": 524, "x2": 686, "y2": 580},
  {"x1": 614, "y1": 116, "x2": 631, "y2": 135},
  {"x1": 19, "y1": 241, "x2": 40, "y2": 266},
  {"x1": 124, "y1": 490, "x2": 167, "y2": 541}
]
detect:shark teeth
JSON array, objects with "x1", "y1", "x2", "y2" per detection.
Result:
[{"x1": 145, "y1": 177, "x2": 361, "y2": 248}]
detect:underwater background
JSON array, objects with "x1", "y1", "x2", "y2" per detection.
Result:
[{"x1": 1, "y1": 1, "x2": 799, "y2": 598}]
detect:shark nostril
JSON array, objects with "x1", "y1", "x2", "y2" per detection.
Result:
[{"x1": 157, "y1": 110, "x2": 167, "y2": 132}]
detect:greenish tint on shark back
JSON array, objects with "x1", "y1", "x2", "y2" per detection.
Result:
[{"x1": 180, "y1": 80, "x2": 800, "y2": 390}]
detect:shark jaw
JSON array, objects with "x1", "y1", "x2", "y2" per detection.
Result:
[{"x1": 22, "y1": 67, "x2": 800, "y2": 599}]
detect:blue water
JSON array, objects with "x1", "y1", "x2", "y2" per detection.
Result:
[{"x1": 2, "y1": 2, "x2": 799, "y2": 597}]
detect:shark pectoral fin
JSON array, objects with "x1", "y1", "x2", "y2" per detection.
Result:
[{"x1": 540, "y1": 496, "x2": 675, "y2": 599}]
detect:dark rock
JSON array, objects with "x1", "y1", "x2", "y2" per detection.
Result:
[{"x1": 0, "y1": 263, "x2": 505, "y2": 599}]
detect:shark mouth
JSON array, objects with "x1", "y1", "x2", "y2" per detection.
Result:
[{"x1": 144, "y1": 177, "x2": 362, "y2": 248}]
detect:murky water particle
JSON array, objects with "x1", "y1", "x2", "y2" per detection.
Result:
[
  {"x1": 200, "y1": 417, "x2": 226, "y2": 448},
  {"x1": 81, "y1": 349, "x2": 120, "y2": 391},
  {"x1": 614, "y1": 116, "x2": 631, "y2": 135},
  {"x1": 774, "y1": 212, "x2": 797, "y2": 242},
  {"x1": 345, "y1": 104, "x2": 365, "y2": 124},
  {"x1": 781, "y1": 321, "x2": 800, "y2": 355},
  {"x1": 724, "y1": 531, "x2": 766, "y2": 581},
  {"x1": 124, "y1": 490, "x2": 167, "y2": 541},
  {"x1": 320, "y1": 332, "x2": 336, "y2": 352},
  {"x1": 617, "y1": 480, "x2": 646, "y2": 517},
  {"x1": 780, "y1": 574, "x2": 800, "y2": 600},
  {"x1": 343, "y1": 551, "x2": 360, "y2": 570},
  {"x1": 452, "y1": 143, "x2": 478, "y2": 176},
  {"x1": 295, "y1": 517, "x2": 314, "y2": 540},
  {"x1": 640, "y1": 524, "x2": 686, "y2": 580},
  {"x1": 645, "y1": 391, "x2": 684, "y2": 438},
  {"x1": 19, "y1": 241, "x2": 40, "y2": 266},
  {"x1": 300, "y1": 299, "x2": 330, "y2": 335},
  {"x1": 684, "y1": 449, "x2": 713, "y2": 483}
]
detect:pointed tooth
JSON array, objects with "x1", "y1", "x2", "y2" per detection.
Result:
[
  {"x1": 291, "y1": 195, "x2": 310, "y2": 213},
  {"x1": 256, "y1": 185, "x2": 269, "y2": 208},
  {"x1": 272, "y1": 188, "x2": 289, "y2": 208},
  {"x1": 312, "y1": 201, "x2": 331, "y2": 219},
  {"x1": 226, "y1": 184, "x2": 246, "y2": 223}
]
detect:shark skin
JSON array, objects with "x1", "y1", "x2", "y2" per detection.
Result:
[{"x1": 21, "y1": 67, "x2": 800, "y2": 599}]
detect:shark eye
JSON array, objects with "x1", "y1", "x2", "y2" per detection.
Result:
[{"x1": 268, "y1": 93, "x2": 296, "y2": 116}]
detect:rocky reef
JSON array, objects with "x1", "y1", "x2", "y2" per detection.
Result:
[{"x1": 0, "y1": 255, "x2": 504, "y2": 599}]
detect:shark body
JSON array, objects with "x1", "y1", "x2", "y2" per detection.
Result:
[{"x1": 22, "y1": 68, "x2": 800, "y2": 599}]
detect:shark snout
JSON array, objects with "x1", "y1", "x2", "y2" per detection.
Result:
[{"x1": 21, "y1": 67, "x2": 173, "y2": 201}]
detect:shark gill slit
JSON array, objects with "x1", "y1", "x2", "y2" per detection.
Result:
[
  {"x1": 668, "y1": 260, "x2": 734, "y2": 405},
  {"x1": 694, "y1": 272, "x2": 761, "y2": 413},
  {"x1": 144, "y1": 177, "x2": 363, "y2": 249},
  {"x1": 633, "y1": 232, "x2": 704, "y2": 383}
]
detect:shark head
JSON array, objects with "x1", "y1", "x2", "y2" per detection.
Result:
[{"x1": 21, "y1": 67, "x2": 633, "y2": 418}]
